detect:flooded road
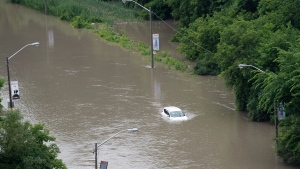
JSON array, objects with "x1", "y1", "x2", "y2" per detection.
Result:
[{"x1": 0, "y1": 1, "x2": 297, "y2": 169}]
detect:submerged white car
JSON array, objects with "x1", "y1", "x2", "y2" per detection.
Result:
[{"x1": 161, "y1": 106, "x2": 188, "y2": 121}]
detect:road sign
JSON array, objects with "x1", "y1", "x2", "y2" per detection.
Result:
[
  {"x1": 100, "y1": 161, "x2": 108, "y2": 169},
  {"x1": 153, "y1": 34, "x2": 159, "y2": 51},
  {"x1": 11, "y1": 81, "x2": 20, "y2": 99},
  {"x1": 278, "y1": 104, "x2": 285, "y2": 121}
]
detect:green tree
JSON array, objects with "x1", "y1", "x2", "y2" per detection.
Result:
[
  {"x1": 0, "y1": 110, "x2": 66, "y2": 169},
  {"x1": 165, "y1": 0, "x2": 228, "y2": 27},
  {"x1": 252, "y1": 40, "x2": 300, "y2": 164},
  {"x1": 175, "y1": 11, "x2": 235, "y2": 75},
  {"x1": 248, "y1": 26, "x2": 300, "y2": 118},
  {"x1": 255, "y1": 40, "x2": 300, "y2": 116},
  {"x1": 215, "y1": 19, "x2": 265, "y2": 110},
  {"x1": 276, "y1": 114, "x2": 300, "y2": 164},
  {"x1": 144, "y1": 0, "x2": 172, "y2": 20},
  {"x1": 258, "y1": 0, "x2": 300, "y2": 29}
]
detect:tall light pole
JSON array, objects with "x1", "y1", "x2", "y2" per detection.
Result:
[
  {"x1": 122, "y1": 0, "x2": 154, "y2": 68},
  {"x1": 238, "y1": 63, "x2": 265, "y2": 73},
  {"x1": 238, "y1": 63, "x2": 278, "y2": 141},
  {"x1": 6, "y1": 42, "x2": 40, "y2": 109},
  {"x1": 93, "y1": 128, "x2": 138, "y2": 169}
]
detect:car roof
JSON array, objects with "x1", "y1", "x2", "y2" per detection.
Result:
[{"x1": 164, "y1": 106, "x2": 182, "y2": 112}]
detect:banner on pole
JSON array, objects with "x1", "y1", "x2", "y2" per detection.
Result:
[
  {"x1": 153, "y1": 34, "x2": 159, "y2": 51},
  {"x1": 100, "y1": 161, "x2": 108, "y2": 169},
  {"x1": 278, "y1": 103, "x2": 285, "y2": 121},
  {"x1": 11, "y1": 81, "x2": 20, "y2": 99}
]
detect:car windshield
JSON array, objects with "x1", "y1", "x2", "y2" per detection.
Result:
[{"x1": 170, "y1": 111, "x2": 185, "y2": 117}]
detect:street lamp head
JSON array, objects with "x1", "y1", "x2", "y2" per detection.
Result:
[
  {"x1": 238, "y1": 63, "x2": 266, "y2": 73},
  {"x1": 127, "y1": 128, "x2": 138, "y2": 132},
  {"x1": 30, "y1": 42, "x2": 40, "y2": 46},
  {"x1": 122, "y1": 0, "x2": 133, "y2": 3},
  {"x1": 238, "y1": 64, "x2": 248, "y2": 69}
]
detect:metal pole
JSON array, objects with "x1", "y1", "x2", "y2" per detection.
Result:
[
  {"x1": 6, "y1": 57, "x2": 13, "y2": 109},
  {"x1": 274, "y1": 100, "x2": 277, "y2": 143},
  {"x1": 95, "y1": 143, "x2": 97, "y2": 169},
  {"x1": 249, "y1": 65, "x2": 265, "y2": 73},
  {"x1": 150, "y1": 7, "x2": 154, "y2": 68},
  {"x1": 276, "y1": 101, "x2": 278, "y2": 138},
  {"x1": 274, "y1": 100, "x2": 279, "y2": 147}
]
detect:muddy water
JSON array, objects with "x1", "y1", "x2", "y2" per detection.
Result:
[{"x1": 0, "y1": 1, "x2": 297, "y2": 169}]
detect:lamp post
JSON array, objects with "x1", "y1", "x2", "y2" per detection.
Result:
[
  {"x1": 238, "y1": 63, "x2": 265, "y2": 73},
  {"x1": 93, "y1": 128, "x2": 138, "y2": 169},
  {"x1": 122, "y1": 0, "x2": 154, "y2": 68},
  {"x1": 238, "y1": 63, "x2": 278, "y2": 140},
  {"x1": 6, "y1": 42, "x2": 40, "y2": 109}
]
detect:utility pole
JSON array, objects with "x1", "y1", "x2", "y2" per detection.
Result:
[
  {"x1": 150, "y1": 7, "x2": 154, "y2": 68},
  {"x1": 6, "y1": 57, "x2": 13, "y2": 109},
  {"x1": 274, "y1": 100, "x2": 278, "y2": 145},
  {"x1": 95, "y1": 143, "x2": 97, "y2": 169}
]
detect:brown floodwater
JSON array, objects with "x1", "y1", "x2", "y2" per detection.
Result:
[{"x1": 0, "y1": 1, "x2": 297, "y2": 169}]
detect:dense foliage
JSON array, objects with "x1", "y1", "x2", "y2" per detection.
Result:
[
  {"x1": 0, "y1": 110, "x2": 66, "y2": 169},
  {"x1": 10, "y1": 0, "x2": 300, "y2": 165},
  {"x1": 169, "y1": 0, "x2": 300, "y2": 164},
  {"x1": 168, "y1": 0, "x2": 300, "y2": 163}
]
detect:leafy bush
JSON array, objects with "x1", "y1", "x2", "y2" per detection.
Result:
[
  {"x1": 194, "y1": 59, "x2": 220, "y2": 75},
  {"x1": 276, "y1": 114, "x2": 300, "y2": 164}
]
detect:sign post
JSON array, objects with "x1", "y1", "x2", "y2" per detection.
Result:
[
  {"x1": 278, "y1": 102, "x2": 285, "y2": 121},
  {"x1": 100, "y1": 161, "x2": 108, "y2": 169},
  {"x1": 11, "y1": 81, "x2": 20, "y2": 99},
  {"x1": 153, "y1": 34, "x2": 159, "y2": 51}
]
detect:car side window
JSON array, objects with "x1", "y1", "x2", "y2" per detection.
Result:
[{"x1": 164, "y1": 109, "x2": 169, "y2": 116}]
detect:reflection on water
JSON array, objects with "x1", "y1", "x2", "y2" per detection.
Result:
[{"x1": 0, "y1": 1, "x2": 298, "y2": 169}]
